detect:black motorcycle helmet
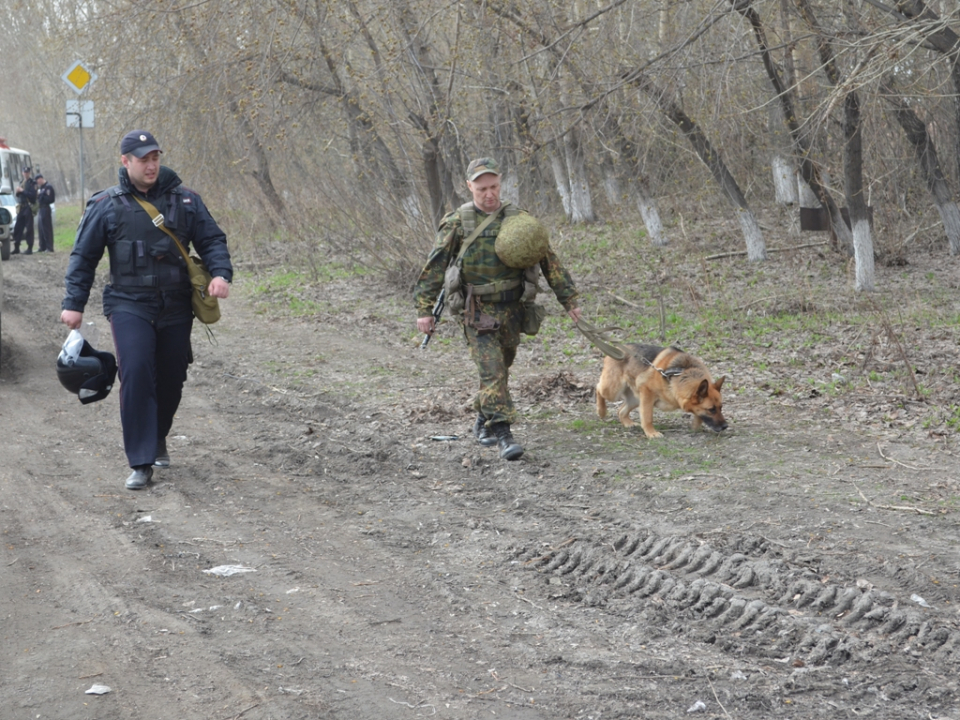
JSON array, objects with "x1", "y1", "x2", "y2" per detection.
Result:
[{"x1": 56, "y1": 334, "x2": 118, "y2": 404}]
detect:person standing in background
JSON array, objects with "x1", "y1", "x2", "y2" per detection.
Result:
[
  {"x1": 12, "y1": 166, "x2": 37, "y2": 255},
  {"x1": 36, "y1": 174, "x2": 56, "y2": 252}
]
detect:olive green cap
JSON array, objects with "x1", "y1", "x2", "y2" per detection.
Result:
[{"x1": 466, "y1": 157, "x2": 501, "y2": 182}]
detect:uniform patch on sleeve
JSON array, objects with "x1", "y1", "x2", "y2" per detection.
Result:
[{"x1": 183, "y1": 197, "x2": 193, "y2": 204}]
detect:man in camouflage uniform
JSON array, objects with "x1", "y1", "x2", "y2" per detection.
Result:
[{"x1": 415, "y1": 157, "x2": 582, "y2": 460}]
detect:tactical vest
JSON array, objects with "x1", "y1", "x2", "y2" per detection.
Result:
[
  {"x1": 458, "y1": 201, "x2": 520, "y2": 236},
  {"x1": 108, "y1": 189, "x2": 189, "y2": 291},
  {"x1": 455, "y1": 202, "x2": 524, "y2": 302}
]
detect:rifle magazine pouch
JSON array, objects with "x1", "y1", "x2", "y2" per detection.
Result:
[
  {"x1": 521, "y1": 302, "x2": 546, "y2": 336},
  {"x1": 443, "y1": 264, "x2": 465, "y2": 315}
]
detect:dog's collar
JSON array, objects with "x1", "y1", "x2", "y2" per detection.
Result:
[{"x1": 643, "y1": 357, "x2": 683, "y2": 380}]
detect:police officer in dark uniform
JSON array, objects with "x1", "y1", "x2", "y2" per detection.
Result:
[
  {"x1": 36, "y1": 174, "x2": 55, "y2": 252},
  {"x1": 12, "y1": 166, "x2": 37, "y2": 254},
  {"x1": 60, "y1": 130, "x2": 233, "y2": 490}
]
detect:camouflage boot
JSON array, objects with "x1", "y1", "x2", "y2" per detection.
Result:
[
  {"x1": 473, "y1": 413, "x2": 497, "y2": 446},
  {"x1": 491, "y1": 422, "x2": 524, "y2": 461}
]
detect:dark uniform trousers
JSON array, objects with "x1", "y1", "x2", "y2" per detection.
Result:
[
  {"x1": 13, "y1": 207, "x2": 34, "y2": 251},
  {"x1": 110, "y1": 312, "x2": 192, "y2": 468},
  {"x1": 37, "y1": 207, "x2": 54, "y2": 252}
]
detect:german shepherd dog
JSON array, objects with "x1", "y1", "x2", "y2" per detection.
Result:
[{"x1": 595, "y1": 344, "x2": 727, "y2": 438}]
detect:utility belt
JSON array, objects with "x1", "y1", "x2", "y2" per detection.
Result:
[
  {"x1": 467, "y1": 278, "x2": 523, "y2": 304},
  {"x1": 464, "y1": 278, "x2": 524, "y2": 336},
  {"x1": 110, "y1": 271, "x2": 187, "y2": 292}
]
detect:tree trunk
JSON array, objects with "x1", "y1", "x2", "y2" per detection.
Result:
[
  {"x1": 881, "y1": 78, "x2": 960, "y2": 254},
  {"x1": 844, "y1": 92, "x2": 874, "y2": 291},
  {"x1": 637, "y1": 192, "x2": 667, "y2": 247},
  {"x1": 773, "y1": 155, "x2": 799, "y2": 205},
  {"x1": 606, "y1": 116, "x2": 669, "y2": 246},
  {"x1": 423, "y1": 138, "x2": 445, "y2": 227},
  {"x1": 795, "y1": 0, "x2": 873, "y2": 286},
  {"x1": 631, "y1": 73, "x2": 766, "y2": 260},
  {"x1": 601, "y1": 154, "x2": 622, "y2": 207},
  {"x1": 564, "y1": 126, "x2": 595, "y2": 223},
  {"x1": 549, "y1": 148, "x2": 573, "y2": 218}
]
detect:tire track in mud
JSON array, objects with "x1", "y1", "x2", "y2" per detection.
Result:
[{"x1": 516, "y1": 530, "x2": 960, "y2": 669}]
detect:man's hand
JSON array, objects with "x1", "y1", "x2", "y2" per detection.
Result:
[
  {"x1": 567, "y1": 307, "x2": 583, "y2": 324},
  {"x1": 417, "y1": 316, "x2": 436, "y2": 335},
  {"x1": 208, "y1": 277, "x2": 230, "y2": 299},
  {"x1": 61, "y1": 310, "x2": 83, "y2": 329}
]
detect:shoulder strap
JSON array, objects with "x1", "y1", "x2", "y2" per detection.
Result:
[
  {"x1": 459, "y1": 202, "x2": 477, "y2": 235},
  {"x1": 451, "y1": 204, "x2": 505, "y2": 267},
  {"x1": 131, "y1": 195, "x2": 192, "y2": 265}
]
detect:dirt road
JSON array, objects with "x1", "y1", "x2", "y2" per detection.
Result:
[{"x1": 2, "y1": 247, "x2": 959, "y2": 719}]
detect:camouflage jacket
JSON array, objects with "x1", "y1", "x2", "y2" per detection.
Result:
[{"x1": 414, "y1": 203, "x2": 579, "y2": 317}]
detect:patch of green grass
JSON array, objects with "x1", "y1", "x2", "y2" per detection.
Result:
[
  {"x1": 946, "y1": 406, "x2": 960, "y2": 432},
  {"x1": 54, "y1": 203, "x2": 84, "y2": 252}
]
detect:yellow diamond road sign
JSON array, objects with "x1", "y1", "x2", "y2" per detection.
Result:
[{"x1": 62, "y1": 60, "x2": 97, "y2": 95}]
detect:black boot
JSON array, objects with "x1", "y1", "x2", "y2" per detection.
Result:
[
  {"x1": 154, "y1": 436, "x2": 170, "y2": 467},
  {"x1": 473, "y1": 413, "x2": 497, "y2": 446},
  {"x1": 491, "y1": 422, "x2": 524, "y2": 461}
]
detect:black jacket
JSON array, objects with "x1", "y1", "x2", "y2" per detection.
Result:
[
  {"x1": 38, "y1": 183, "x2": 55, "y2": 208},
  {"x1": 62, "y1": 166, "x2": 233, "y2": 326}
]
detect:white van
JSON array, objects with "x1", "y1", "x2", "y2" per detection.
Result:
[{"x1": 0, "y1": 139, "x2": 33, "y2": 261}]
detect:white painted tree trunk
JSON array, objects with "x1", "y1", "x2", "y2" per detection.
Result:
[
  {"x1": 637, "y1": 194, "x2": 667, "y2": 246},
  {"x1": 603, "y1": 169, "x2": 621, "y2": 206},
  {"x1": 549, "y1": 152, "x2": 572, "y2": 218},
  {"x1": 853, "y1": 219, "x2": 875, "y2": 292},
  {"x1": 773, "y1": 155, "x2": 798, "y2": 205},
  {"x1": 737, "y1": 208, "x2": 767, "y2": 261},
  {"x1": 564, "y1": 131, "x2": 595, "y2": 223}
]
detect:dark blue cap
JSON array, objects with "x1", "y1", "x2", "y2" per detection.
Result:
[{"x1": 120, "y1": 130, "x2": 162, "y2": 158}]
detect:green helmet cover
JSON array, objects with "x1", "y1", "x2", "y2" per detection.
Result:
[{"x1": 495, "y1": 214, "x2": 549, "y2": 268}]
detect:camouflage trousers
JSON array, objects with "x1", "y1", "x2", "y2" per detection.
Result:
[{"x1": 462, "y1": 300, "x2": 524, "y2": 426}]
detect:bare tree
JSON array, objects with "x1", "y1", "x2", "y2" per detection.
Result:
[
  {"x1": 880, "y1": 77, "x2": 960, "y2": 254},
  {"x1": 730, "y1": 0, "x2": 855, "y2": 256},
  {"x1": 628, "y1": 72, "x2": 767, "y2": 260},
  {"x1": 794, "y1": 0, "x2": 876, "y2": 289}
]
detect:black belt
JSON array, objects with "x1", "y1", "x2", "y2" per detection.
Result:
[{"x1": 110, "y1": 275, "x2": 185, "y2": 292}]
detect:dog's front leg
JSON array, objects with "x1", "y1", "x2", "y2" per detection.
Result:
[{"x1": 638, "y1": 388, "x2": 663, "y2": 438}]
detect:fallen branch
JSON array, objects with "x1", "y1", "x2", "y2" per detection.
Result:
[
  {"x1": 877, "y1": 443, "x2": 931, "y2": 471},
  {"x1": 705, "y1": 241, "x2": 827, "y2": 260},
  {"x1": 52, "y1": 617, "x2": 98, "y2": 630},
  {"x1": 708, "y1": 677, "x2": 734, "y2": 720},
  {"x1": 854, "y1": 483, "x2": 936, "y2": 516},
  {"x1": 609, "y1": 292, "x2": 642, "y2": 309}
]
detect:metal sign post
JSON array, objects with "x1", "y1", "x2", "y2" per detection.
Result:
[{"x1": 62, "y1": 61, "x2": 97, "y2": 206}]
